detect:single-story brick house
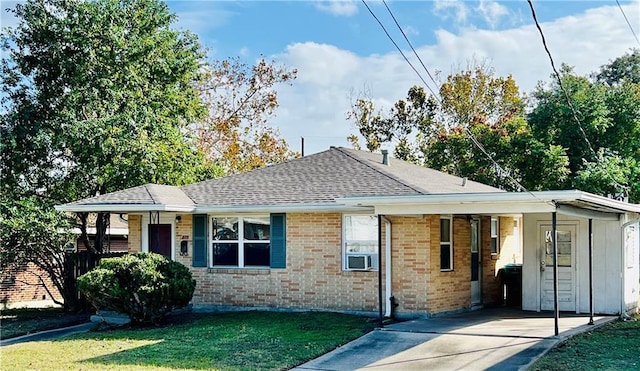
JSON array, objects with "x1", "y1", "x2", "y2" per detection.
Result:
[{"x1": 56, "y1": 147, "x2": 640, "y2": 319}]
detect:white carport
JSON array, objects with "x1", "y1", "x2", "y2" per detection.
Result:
[{"x1": 339, "y1": 190, "x2": 640, "y2": 336}]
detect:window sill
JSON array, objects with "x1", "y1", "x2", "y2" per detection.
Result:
[
  {"x1": 343, "y1": 269, "x2": 378, "y2": 273},
  {"x1": 208, "y1": 267, "x2": 270, "y2": 275},
  {"x1": 440, "y1": 269, "x2": 454, "y2": 272}
]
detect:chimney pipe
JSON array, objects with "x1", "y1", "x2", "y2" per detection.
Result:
[{"x1": 381, "y1": 149, "x2": 389, "y2": 165}]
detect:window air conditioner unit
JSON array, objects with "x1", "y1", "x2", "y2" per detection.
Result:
[{"x1": 347, "y1": 255, "x2": 372, "y2": 270}]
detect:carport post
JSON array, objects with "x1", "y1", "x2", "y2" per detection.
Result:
[
  {"x1": 589, "y1": 219, "x2": 594, "y2": 325},
  {"x1": 552, "y1": 212, "x2": 559, "y2": 336}
]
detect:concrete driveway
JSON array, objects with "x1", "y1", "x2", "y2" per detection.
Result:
[{"x1": 294, "y1": 308, "x2": 615, "y2": 371}]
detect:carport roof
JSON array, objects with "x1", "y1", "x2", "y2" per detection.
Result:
[{"x1": 338, "y1": 190, "x2": 640, "y2": 219}]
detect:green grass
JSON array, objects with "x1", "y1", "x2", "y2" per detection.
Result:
[
  {"x1": 531, "y1": 316, "x2": 640, "y2": 371},
  {"x1": 0, "y1": 307, "x2": 90, "y2": 340},
  {"x1": 1, "y1": 311, "x2": 376, "y2": 370}
]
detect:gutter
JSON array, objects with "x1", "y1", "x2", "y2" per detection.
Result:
[
  {"x1": 54, "y1": 204, "x2": 196, "y2": 213},
  {"x1": 338, "y1": 190, "x2": 640, "y2": 213}
]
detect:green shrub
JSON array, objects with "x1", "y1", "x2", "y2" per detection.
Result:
[{"x1": 77, "y1": 252, "x2": 195, "y2": 324}]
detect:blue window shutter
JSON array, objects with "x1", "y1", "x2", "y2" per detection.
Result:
[
  {"x1": 270, "y1": 213, "x2": 286, "y2": 269},
  {"x1": 192, "y1": 214, "x2": 207, "y2": 267}
]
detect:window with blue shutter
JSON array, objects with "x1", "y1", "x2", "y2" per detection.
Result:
[
  {"x1": 270, "y1": 213, "x2": 286, "y2": 269},
  {"x1": 192, "y1": 214, "x2": 207, "y2": 267}
]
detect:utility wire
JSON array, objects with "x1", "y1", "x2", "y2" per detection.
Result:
[
  {"x1": 360, "y1": 0, "x2": 439, "y2": 98},
  {"x1": 616, "y1": 0, "x2": 640, "y2": 46},
  {"x1": 381, "y1": 0, "x2": 439, "y2": 90},
  {"x1": 527, "y1": 0, "x2": 629, "y2": 194},
  {"x1": 362, "y1": 0, "x2": 532, "y2": 194}
]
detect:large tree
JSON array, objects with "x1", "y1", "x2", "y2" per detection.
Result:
[
  {"x1": 0, "y1": 0, "x2": 214, "y2": 310},
  {"x1": 528, "y1": 49, "x2": 640, "y2": 202},
  {"x1": 347, "y1": 64, "x2": 569, "y2": 191},
  {"x1": 194, "y1": 57, "x2": 299, "y2": 174}
]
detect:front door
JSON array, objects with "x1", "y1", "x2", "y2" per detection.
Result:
[
  {"x1": 148, "y1": 224, "x2": 172, "y2": 258},
  {"x1": 540, "y1": 225, "x2": 576, "y2": 311},
  {"x1": 471, "y1": 219, "x2": 482, "y2": 305}
]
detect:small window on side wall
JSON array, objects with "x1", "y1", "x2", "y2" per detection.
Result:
[
  {"x1": 343, "y1": 215, "x2": 378, "y2": 271},
  {"x1": 440, "y1": 216, "x2": 453, "y2": 271},
  {"x1": 491, "y1": 217, "x2": 499, "y2": 254}
]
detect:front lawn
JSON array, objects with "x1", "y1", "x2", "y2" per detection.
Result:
[
  {"x1": 1, "y1": 311, "x2": 376, "y2": 370},
  {"x1": 531, "y1": 315, "x2": 640, "y2": 370}
]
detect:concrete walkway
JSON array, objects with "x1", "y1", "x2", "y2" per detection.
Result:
[
  {"x1": 295, "y1": 308, "x2": 616, "y2": 371},
  {"x1": 0, "y1": 322, "x2": 95, "y2": 347}
]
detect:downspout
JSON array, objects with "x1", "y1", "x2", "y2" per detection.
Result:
[
  {"x1": 620, "y1": 218, "x2": 640, "y2": 320},
  {"x1": 377, "y1": 215, "x2": 384, "y2": 328},
  {"x1": 382, "y1": 216, "x2": 392, "y2": 317},
  {"x1": 588, "y1": 219, "x2": 594, "y2": 325}
]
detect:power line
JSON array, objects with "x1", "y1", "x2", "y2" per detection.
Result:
[
  {"x1": 616, "y1": 0, "x2": 640, "y2": 47},
  {"x1": 527, "y1": 0, "x2": 629, "y2": 194},
  {"x1": 360, "y1": 0, "x2": 439, "y2": 98},
  {"x1": 361, "y1": 0, "x2": 534, "y2": 195},
  {"x1": 381, "y1": 0, "x2": 439, "y2": 90}
]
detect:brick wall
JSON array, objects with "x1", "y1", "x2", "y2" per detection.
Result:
[
  {"x1": 149, "y1": 212, "x2": 508, "y2": 317},
  {"x1": 128, "y1": 215, "x2": 142, "y2": 252},
  {"x1": 1, "y1": 263, "x2": 62, "y2": 307},
  {"x1": 426, "y1": 215, "x2": 472, "y2": 313},
  {"x1": 184, "y1": 213, "x2": 379, "y2": 312},
  {"x1": 388, "y1": 215, "x2": 430, "y2": 314},
  {"x1": 482, "y1": 216, "x2": 502, "y2": 305}
]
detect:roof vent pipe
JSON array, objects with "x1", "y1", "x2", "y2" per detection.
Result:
[
  {"x1": 462, "y1": 177, "x2": 467, "y2": 187},
  {"x1": 382, "y1": 149, "x2": 389, "y2": 166}
]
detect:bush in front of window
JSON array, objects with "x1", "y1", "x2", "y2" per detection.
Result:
[{"x1": 78, "y1": 252, "x2": 196, "y2": 324}]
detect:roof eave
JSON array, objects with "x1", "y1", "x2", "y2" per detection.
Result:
[
  {"x1": 338, "y1": 190, "x2": 640, "y2": 216},
  {"x1": 54, "y1": 204, "x2": 196, "y2": 213}
]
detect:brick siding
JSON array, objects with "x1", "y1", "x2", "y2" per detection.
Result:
[
  {"x1": 129, "y1": 212, "x2": 512, "y2": 317},
  {"x1": 1, "y1": 263, "x2": 62, "y2": 307}
]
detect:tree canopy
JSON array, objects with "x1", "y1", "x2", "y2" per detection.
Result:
[
  {"x1": 0, "y1": 0, "x2": 298, "y2": 309},
  {"x1": 529, "y1": 49, "x2": 640, "y2": 202},
  {"x1": 347, "y1": 51, "x2": 640, "y2": 202},
  {"x1": 348, "y1": 63, "x2": 569, "y2": 191}
]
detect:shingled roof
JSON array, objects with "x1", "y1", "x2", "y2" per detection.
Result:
[{"x1": 57, "y1": 147, "x2": 501, "y2": 212}]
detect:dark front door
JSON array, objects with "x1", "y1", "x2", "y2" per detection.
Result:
[{"x1": 149, "y1": 224, "x2": 172, "y2": 258}]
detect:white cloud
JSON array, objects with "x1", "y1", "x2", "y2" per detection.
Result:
[
  {"x1": 238, "y1": 47, "x2": 250, "y2": 57},
  {"x1": 314, "y1": 1, "x2": 359, "y2": 17},
  {"x1": 476, "y1": 0, "x2": 509, "y2": 29},
  {"x1": 433, "y1": 0, "x2": 469, "y2": 25},
  {"x1": 403, "y1": 25, "x2": 420, "y2": 37},
  {"x1": 272, "y1": 1, "x2": 639, "y2": 154}
]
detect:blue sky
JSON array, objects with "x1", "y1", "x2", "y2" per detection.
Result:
[{"x1": 2, "y1": 1, "x2": 639, "y2": 154}]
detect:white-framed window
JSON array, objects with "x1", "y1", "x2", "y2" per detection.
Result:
[
  {"x1": 490, "y1": 217, "x2": 499, "y2": 254},
  {"x1": 343, "y1": 214, "x2": 378, "y2": 271},
  {"x1": 211, "y1": 216, "x2": 270, "y2": 268},
  {"x1": 440, "y1": 216, "x2": 453, "y2": 271}
]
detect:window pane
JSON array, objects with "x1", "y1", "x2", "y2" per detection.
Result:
[
  {"x1": 244, "y1": 217, "x2": 270, "y2": 240},
  {"x1": 213, "y1": 217, "x2": 238, "y2": 240},
  {"x1": 440, "y1": 218, "x2": 450, "y2": 242},
  {"x1": 491, "y1": 219, "x2": 498, "y2": 236},
  {"x1": 346, "y1": 242, "x2": 377, "y2": 253},
  {"x1": 213, "y1": 242, "x2": 238, "y2": 266},
  {"x1": 440, "y1": 244, "x2": 451, "y2": 270},
  {"x1": 345, "y1": 215, "x2": 378, "y2": 240},
  {"x1": 491, "y1": 238, "x2": 498, "y2": 254},
  {"x1": 244, "y1": 243, "x2": 270, "y2": 266}
]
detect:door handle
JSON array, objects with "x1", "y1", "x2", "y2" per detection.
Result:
[{"x1": 540, "y1": 260, "x2": 546, "y2": 272}]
